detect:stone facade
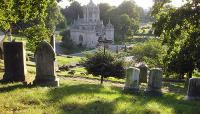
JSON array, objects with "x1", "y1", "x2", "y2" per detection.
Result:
[
  {"x1": 70, "y1": 0, "x2": 114, "y2": 48},
  {"x1": 33, "y1": 41, "x2": 59, "y2": 86},
  {"x1": 3, "y1": 42, "x2": 27, "y2": 82}
]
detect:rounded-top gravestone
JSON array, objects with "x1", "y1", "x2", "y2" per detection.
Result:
[
  {"x1": 186, "y1": 78, "x2": 200, "y2": 100},
  {"x1": 33, "y1": 41, "x2": 59, "y2": 86},
  {"x1": 124, "y1": 67, "x2": 140, "y2": 92}
]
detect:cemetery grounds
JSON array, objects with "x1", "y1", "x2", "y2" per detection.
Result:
[{"x1": 0, "y1": 57, "x2": 200, "y2": 114}]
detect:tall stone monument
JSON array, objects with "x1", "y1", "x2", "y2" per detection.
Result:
[
  {"x1": 145, "y1": 68, "x2": 163, "y2": 95},
  {"x1": 186, "y1": 78, "x2": 200, "y2": 100},
  {"x1": 33, "y1": 41, "x2": 59, "y2": 86},
  {"x1": 50, "y1": 34, "x2": 56, "y2": 53},
  {"x1": 3, "y1": 42, "x2": 26, "y2": 82},
  {"x1": 124, "y1": 67, "x2": 140, "y2": 92},
  {"x1": 135, "y1": 63, "x2": 148, "y2": 83}
]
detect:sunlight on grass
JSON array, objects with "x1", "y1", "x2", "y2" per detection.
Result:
[
  {"x1": 56, "y1": 56, "x2": 83, "y2": 66},
  {"x1": 0, "y1": 79, "x2": 200, "y2": 114}
]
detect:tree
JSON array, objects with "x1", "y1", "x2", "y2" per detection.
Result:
[
  {"x1": 83, "y1": 50, "x2": 125, "y2": 84},
  {"x1": 129, "y1": 39, "x2": 166, "y2": 68},
  {"x1": 152, "y1": 0, "x2": 200, "y2": 79},
  {"x1": 61, "y1": 1, "x2": 83, "y2": 25},
  {"x1": 0, "y1": 0, "x2": 63, "y2": 51},
  {"x1": 0, "y1": 0, "x2": 48, "y2": 41},
  {"x1": 45, "y1": 0, "x2": 64, "y2": 34},
  {"x1": 99, "y1": 3, "x2": 113, "y2": 24}
]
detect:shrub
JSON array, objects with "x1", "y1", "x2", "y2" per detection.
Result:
[
  {"x1": 83, "y1": 50, "x2": 125, "y2": 84},
  {"x1": 129, "y1": 39, "x2": 166, "y2": 68},
  {"x1": 60, "y1": 30, "x2": 74, "y2": 48}
]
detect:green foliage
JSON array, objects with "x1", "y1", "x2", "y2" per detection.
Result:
[
  {"x1": 0, "y1": 0, "x2": 48, "y2": 32},
  {"x1": 45, "y1": 0, "x2": 64, "y2": 33},
  {"x1": 61, "y1": 1, "x2": 83, "y2": 25},
  {"x1": 83, "y1": 50, "x2": 125, "y2": 83},
  {"x1": 60, "y1": 30, "x2": 74, "y2": 48},
  {"x1": 152, "y1": 0, "x2": 200, "y2": 78},
  {"x1": 24, "y1": 25, "x2": 50, "y2": 52},
  {"x1": 129, "y1": 39, "x2": 166, "y2": 68},
  {"x1": 0, "y1": 0, "x2": 63, "y2": 52}
]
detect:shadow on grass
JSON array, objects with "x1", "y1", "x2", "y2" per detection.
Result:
[
  {"x1": 48, "y1": 84, "x2": 121, "y2": 102},
  {"x1": 0, "y1": 82, "x2": 26, "y2": 93},
  {"x1": 135, "y1": 91, "x2": 200, "y2": 114},
  {"x1": 48, "y1": 83, "x2": 200, "y2": 114},
  {"x1": 48, "y1": 83, "x2": 123, "y2": 114}
]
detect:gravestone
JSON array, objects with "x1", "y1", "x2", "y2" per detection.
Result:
[
  {"x1": 186, "y1": 78, "x2": 200, "y2": 100},
  {"x1": 3, "y1": 42, "x2": 27, "y2": 82},
  {"x1": 135, "y1": 63, "x2": 148, "y2": 83},
  {"x1": 145, "y1": 68, "x2": 163, "y2": 95},
  {"x1": 50, "y1": 35, "x2": 59, "y2": 71},
  {"x1": 124, "y1": 67, "x2": 140, "y2": 92},
  {"x1": 33, "y1": 41, "x2": 59, "y2": 86}
]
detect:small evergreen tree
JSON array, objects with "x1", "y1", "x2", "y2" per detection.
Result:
[{"x1": 83, "y1": 50, "x2": 125, "y2": 84}]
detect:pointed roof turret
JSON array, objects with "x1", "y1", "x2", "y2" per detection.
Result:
[{"x1": 106, "y1": 19, "x2": 114, "y2": 29}]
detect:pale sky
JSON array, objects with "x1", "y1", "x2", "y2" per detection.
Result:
[{"x1": 58, "y1": 0, "x2": 186, "y2": 9}]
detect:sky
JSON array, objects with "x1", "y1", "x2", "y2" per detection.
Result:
[{"x1": 58, "y1": 0, "x2": 186, "y2": 9}]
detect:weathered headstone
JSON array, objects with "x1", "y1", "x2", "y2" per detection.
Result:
[
  {"x1": 186, "y1": 78, "x2": 200, "y2": 100},
  {"x1": 135, "y1": 63, "x2": 148, "y2": 83},
  {"x1": 124, "y1": 67, "x2": 140, "y2": 92},
  {"x1": 33, "y1": 41, "x2": 59, "y2": 86},
  {"x1": 3, "y1": 42, "x2": 27, "y2": 82},
  {"x1": 145, "y1": 68, "x2": 163, "y2": 95}
]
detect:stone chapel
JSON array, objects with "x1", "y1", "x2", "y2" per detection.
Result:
[{"x1": 70, "y1": 0, "x2": 114, "y2": 48}]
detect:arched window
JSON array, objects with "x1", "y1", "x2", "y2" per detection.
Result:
[{"x1": 79, "y1": 35, "x2": 83, "y2": 42}]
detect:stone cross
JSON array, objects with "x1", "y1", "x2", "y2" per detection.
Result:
[
  {"x1": 124, "y1": 67, "x2": 140, "y2": 92},
  {"x1": 146, "y1": 68, "x2": 163, "y2": 93},
  {"x1": 135, "y1": 63, "x2": 148, "y2": 83},
  {"x1": 186, "y1": 78, "x2": 200, "y2": 100},
  {"x1": 33, "y1": 41, "x2": 59, "y2": 86},
  {"x1": 3, "y1": 42, "x2": 27, "y2": 82}
]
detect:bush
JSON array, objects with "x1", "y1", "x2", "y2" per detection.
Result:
[
  {"x1": 129, "y1": 39, "x2": 166, "y2": 68},
  {"x1": 83, "y1": 50, "x2": 125, "y2": 84},
  {"x1": 60, "y1": 30, "x2": 74, "y2": 48}
]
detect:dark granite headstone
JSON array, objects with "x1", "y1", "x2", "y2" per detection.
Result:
[
  {"x1": 3, "y1": 42, "x2": 26, "y2": 82},
  {"x1": 135, "y1": 63, "x2": 148, "y2": 83},
  {"x1": 33, "y1": 41, "x2": 59, "y2": 86},
  {"x1": 186, "y1": 78, "x2": 200, "y2": 100}
]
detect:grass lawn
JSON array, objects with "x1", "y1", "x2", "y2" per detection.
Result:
[
  {"x1": 1, "y1": 78, "x2": 200, "y2": 114},
  {"x1": 56, "y1": 56, "x2": 83, "y2": 66},
  {"x1": 1, "y1": 58, "x2": 200, "y2": 114}
]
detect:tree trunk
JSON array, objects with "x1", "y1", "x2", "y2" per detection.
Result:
[
  {"x1": 8, "y1": 29, "x2": 12, "y2": 42},
  {"x1": 185, "y1": 70, "x2": 193, "y2": 88},
  {"x1": 188, "y1": 71, "x2": 193, "y2": 79},
  {"x1": 100, "y1": 76, "x2": 103, "y2": 84},
  {"x1": 179, "y1": 73, "x2": 184, "y2": 80}
]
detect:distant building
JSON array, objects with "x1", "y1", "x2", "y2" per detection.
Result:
[{"x1": 70, "y1": 0, "x2": 114, "y2": 48}]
